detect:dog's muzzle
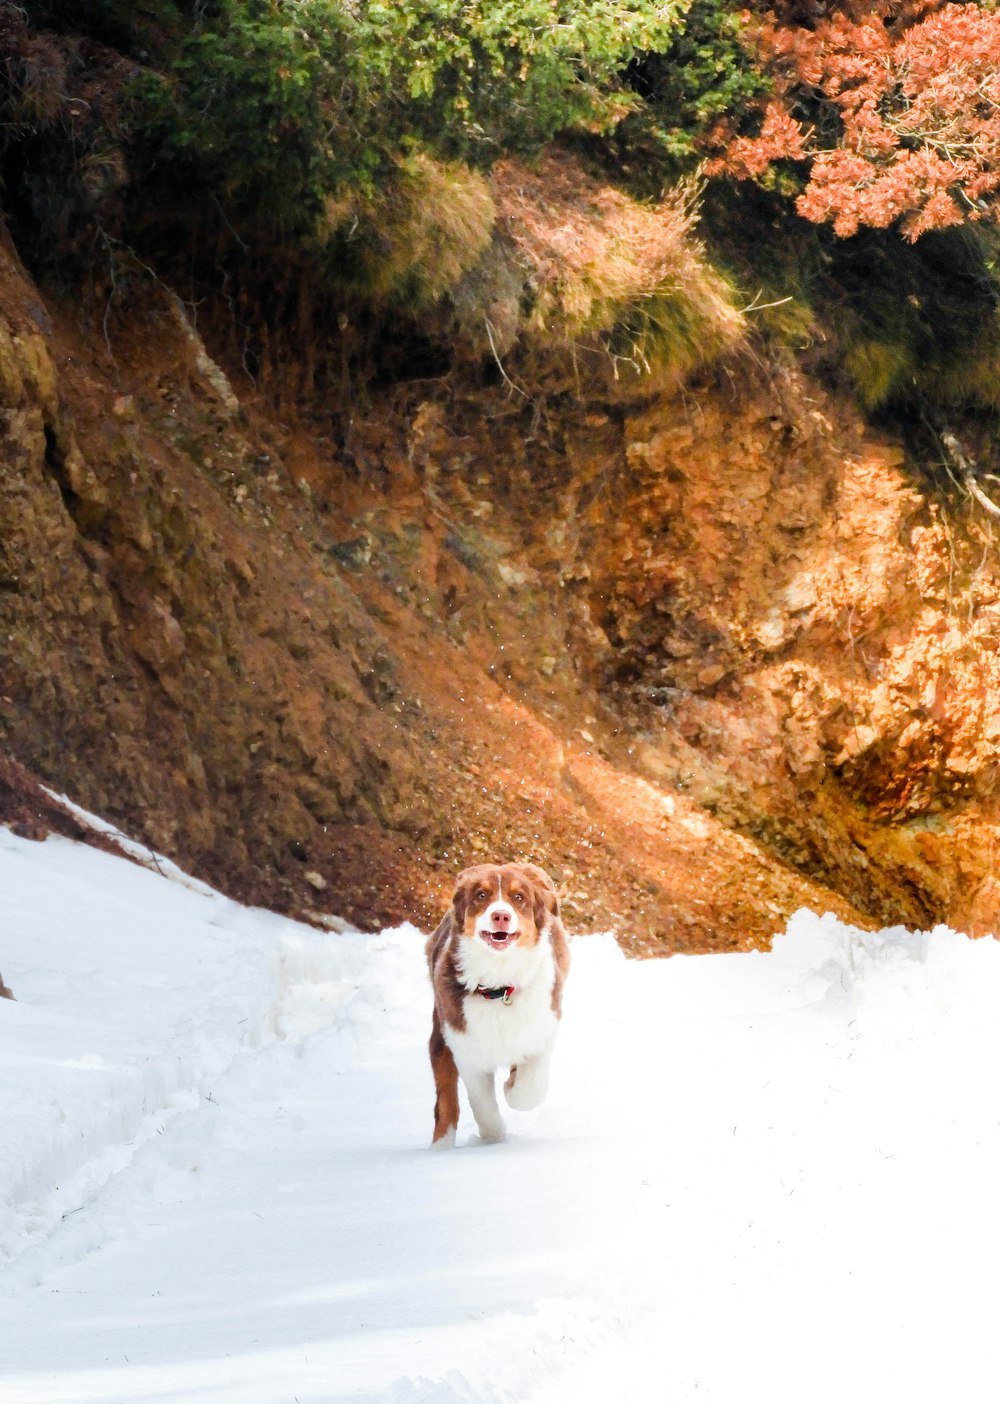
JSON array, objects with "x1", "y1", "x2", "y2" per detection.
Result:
[{"x1": 478, "y1": 924, "x2": 519, "y2": 950}]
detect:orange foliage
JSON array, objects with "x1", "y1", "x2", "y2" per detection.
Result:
[{"x1": 710, "y1": 1, "x2": 1000, "y2": 240}]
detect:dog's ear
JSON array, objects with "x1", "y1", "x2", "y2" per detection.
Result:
[
  {"x1": 452, "y1": 865, "x2": 490, "y2": 928},
  {"x1": 515, "y1": 862, "x2": 557, "y2": 894},
  {"x1": 516, "y1": 863, "x2": 560, "y2": 924},
  {"x1": 451, "y1": 876, "x2": 471, "y2": 928}
]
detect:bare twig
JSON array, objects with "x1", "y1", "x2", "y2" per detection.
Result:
[
  {"x1": 942, "y1": 427, "x2": 1000, "y2": 518},
  {"x1": 738, "y1": 290, "x2": 794, "y2": 315},
  {"x1": 97, "y1": 229, "x2": 120, "y2": 365},
  {"x1": 483, "y1": 316, "x2": 528, "y2": 401},
  {"x1": 923, "y1": 412, "x2": 1000, "y2": 519}
]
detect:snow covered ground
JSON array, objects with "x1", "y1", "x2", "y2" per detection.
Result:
[{"x1": 2, "y1": 821, "x2": 1000, "y2": 1403}]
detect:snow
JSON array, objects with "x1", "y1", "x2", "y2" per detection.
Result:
[{"x1": 2, "y1": 823, "x2": 1000, "y2": 1403}]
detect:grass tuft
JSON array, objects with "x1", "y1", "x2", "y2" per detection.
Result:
[
  {"x1": 491, "y1": 153, "x2": 744, "y2": 386},
  {"x1": 317, "y1": 148, "x2": 743, "y2": 393},
  {"x1": 325, "y1": 155, "x2": 498, "y2": 312},
  {"x1": 844, "y1": 340, "x2": 914, "y2": 413},
  {"x1": 2, "y1": 28, "x2": 70, "y2": 130}
]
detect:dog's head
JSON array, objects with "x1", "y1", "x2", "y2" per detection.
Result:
[{"x1": 451, "y1": 862, "x2": 560, "y2": 951}]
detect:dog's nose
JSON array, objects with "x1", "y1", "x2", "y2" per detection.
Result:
[{"x1": 491, "y1": 909, "x2": 512, "y2": 927}]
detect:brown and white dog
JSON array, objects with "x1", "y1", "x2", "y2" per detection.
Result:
[{"x1": 426, "y1": 862, "x2": 570, "y2": 1147}]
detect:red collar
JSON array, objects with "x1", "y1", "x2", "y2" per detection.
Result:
[{"x1": 475, "y1": 984, "x2": 515, "y2": 1004}]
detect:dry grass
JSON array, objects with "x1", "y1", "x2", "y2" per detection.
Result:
[
  {"x1": 488, "y1": 151, "x2": 745, "y2": 389},
  {"x1": 371, "y1": 154, "x2": 497, "y2": 307},
  {"x1": 4, "y1": 34, "x2": 69, "y2": 128},
  {"x1": 320, "y1": 148, "x2": 743, "y2": 393}
]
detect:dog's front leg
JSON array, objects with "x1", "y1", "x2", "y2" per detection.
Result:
[
  {"x1": 504, "y1": 1038, "x2": 554, "y2": 1112},
  {"x1": 459, "y1": 1065, "x2": 507, "y2": 1143}
]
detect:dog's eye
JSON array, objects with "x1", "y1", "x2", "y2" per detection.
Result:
[
  {"x1": 512, "y1": 891, "x2": 525, "y2": 904},
  {"x1": 474, "y1": 889, "x2": 488, "y2": 902}
]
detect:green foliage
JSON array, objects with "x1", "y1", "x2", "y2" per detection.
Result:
[
  {"x1": 134, "y1": 3, "x2": 362, "y2": 231},
  {"x1": 136, "y1": 0, "x2": 690, "y2": 235},
  {"x1": 359, "y1": 0, "x2": 686, "y2": 159},
  {"x1": 611, "y1": 0, "x2": 768, "y2": 188}
]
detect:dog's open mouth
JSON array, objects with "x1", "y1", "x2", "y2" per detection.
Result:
[{"x1": 479, "y1": 927, "x2": 519, "y2": 949}]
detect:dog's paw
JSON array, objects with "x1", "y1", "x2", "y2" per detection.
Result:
[
  {"x1": 430, "y1": 1128, "x2": 456, "y2": 1150},
  {"x1": 505, "y1": 1078, "x2": 546, "y2": 1112},
  {"x1": 476, "y1": 1122, "x2": 508, "y2": 1144}
]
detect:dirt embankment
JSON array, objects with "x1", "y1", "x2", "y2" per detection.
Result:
[{"x1": 2, "y1": 230, "x2": 998, "y2": 949}]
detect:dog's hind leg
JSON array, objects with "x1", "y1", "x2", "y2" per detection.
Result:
[{"x1": 430, "y1": 1010, "x2": 460, "y2": 1148}]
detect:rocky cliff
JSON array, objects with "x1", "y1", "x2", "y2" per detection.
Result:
[{"x1": 3, "y1": 225, "x2": 999, "y2": 950}]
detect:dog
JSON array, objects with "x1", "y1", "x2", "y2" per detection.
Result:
[{"x1": 426, "y1": 861, "x2": 570, "y2": 1147}]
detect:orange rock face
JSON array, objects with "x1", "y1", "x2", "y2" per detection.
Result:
[{"x1": 1, "y1": 230, "x2": 998, "y2": 950}]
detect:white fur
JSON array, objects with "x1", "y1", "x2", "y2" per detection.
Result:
[
  {"x1": 504, "y1": 1038, "x2": 555, "y2": 1112},
  {"x1": 443, "y1": 929, "x2": 560, "y2": 1142},
  {"x1": 478, "y1": 899, "x2": 518, "y2": 938},
  {"x1": 457, "y1": 1066, "x2": 508, "y2": 1143}
]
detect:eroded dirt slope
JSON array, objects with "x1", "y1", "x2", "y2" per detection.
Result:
[{"x1": 2, "y1": 230, "x2": 998, "y2": 948}]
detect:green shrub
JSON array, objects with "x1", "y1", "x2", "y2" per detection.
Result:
[
  {"x1": 613, "y1": 0, "x2": 768, "y2": 188},
  {"x1": 136, "y1": 0, "x2": 690, "y2": 237}
]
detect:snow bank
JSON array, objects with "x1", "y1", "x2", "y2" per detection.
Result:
[
  {"x1": 2, "y1": 824, "x2": 1000, "y2": 1404},
  {"x1": 0, "y1": 826, "x2": 329, "y2": 1280}
]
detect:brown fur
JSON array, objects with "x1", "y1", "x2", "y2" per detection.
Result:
[
  {"x1": 425, "y1": 908, "x2": 469, "y2": 1034},
  {"x1": 547, "y1": 917, "x2": 570, "y2": 1017},
  {"x1": 426, "y1": 861, "x2": 570, "y2": 1144},
  {"x1": 429, "y1": 1007, "x2": 460, "y2": 1143},
  {"x1": 0, "y1": 973, "x2": 13, "y2": 1001}
]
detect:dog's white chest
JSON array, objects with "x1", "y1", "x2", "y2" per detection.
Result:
[{"x1": 445, "y1": 936, "x2": 558, "y2": 1072}]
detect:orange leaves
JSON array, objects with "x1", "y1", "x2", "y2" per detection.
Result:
[
  {"x1": 708, "y1": 99, "x2": 806, "y2": 178},
  {"x1": 798, "y1": 145, "x2": 969, "y2": 238},
  {"x1": 714, "y1": 1, "x2": 1000, "y2": 239}
]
